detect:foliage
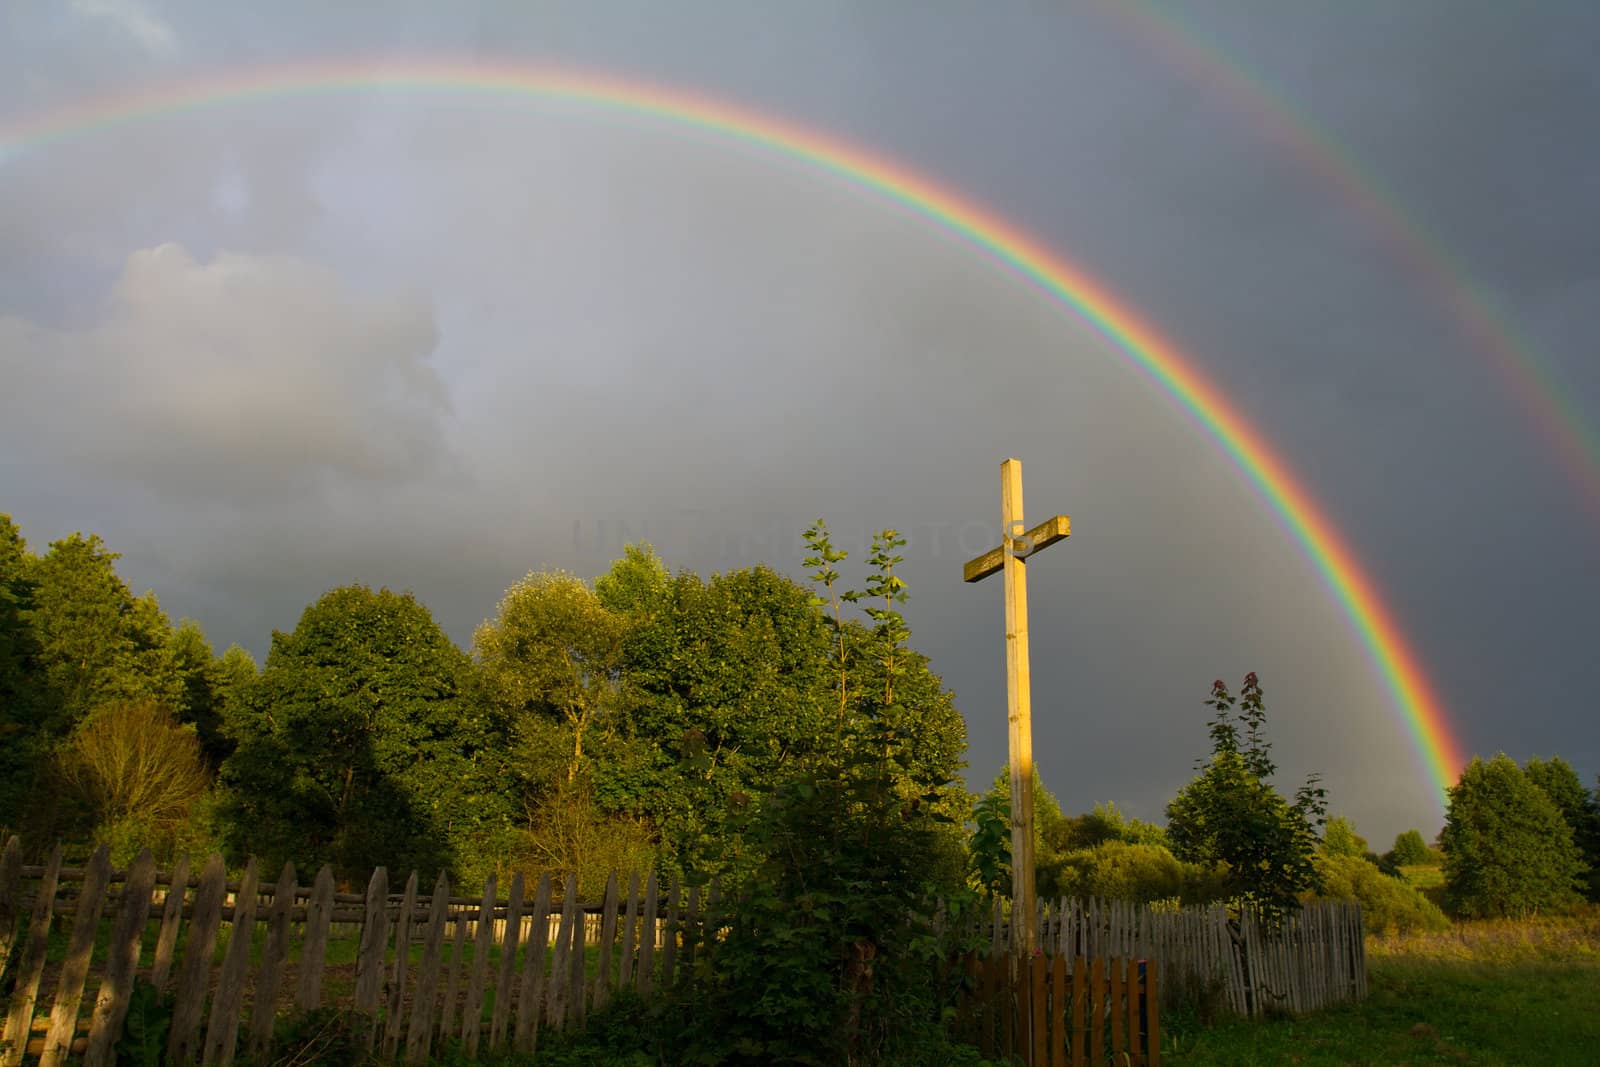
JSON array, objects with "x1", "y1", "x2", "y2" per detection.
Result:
[
  {"x1": 475, "y1": 570, "x2": 628, "y2": 786},
  {"x1": 1523, "y1": 755, "x2": 1600, "y2": 901},
  {"x1": 23, "y1": 533, "x2": 179, "y2": 730},
  {"x1": 51, "y1": 700, "x2": 210, "y2": 861},
  {"x1": 1319, "y1": 816, "x2": 1367, "y2": 858},
  {"x1": 1053, "y1": 840, "x2": 1196, "y2": 904},
  {"x1": 967, "y1": 789, "x2": 1011, "y2": 899},
  {"x1": 1440, "y1": 753, "x2": 1587, "y2": 918},
  {"x1": 1165, "y1": 674, "x2": 1325, "y2": 920},
  {"x1": 1388, "y1": 828, "x2": 1437, "y2": 867},
  {"x1": 1311, "y1": 852, "x2": 1449, "y2": 935},
  {"x1": 680, "y1": 522, "x2": 975, "y2": 1066},
  {"x1": 218, "y1": 585, "x2": 511, "y2": 880},
  {"x1": 112, "y1": 979, "x2": 173, "y2": 1067},
  {"x1": 0, "y1": 514, "x2": 43, "y2": 832}
]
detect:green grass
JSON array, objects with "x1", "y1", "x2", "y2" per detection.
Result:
[{"x1": 1166, "y1": 908, "x2": 1600, "y2": 1066}]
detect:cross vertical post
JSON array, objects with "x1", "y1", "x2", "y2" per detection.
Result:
[{"x1": 963, "y1": 458, "x2": 1071, "y2": 958}]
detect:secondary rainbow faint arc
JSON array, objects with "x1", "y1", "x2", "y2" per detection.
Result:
[
  {"x1": 0, "y1": 59, "x2": 1468, "y2": 803},
  {"x1": 1099, "y1": 0, "x2": 1600, "y2": 525}
]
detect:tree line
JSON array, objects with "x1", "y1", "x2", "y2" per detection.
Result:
[{"x1": 3, "y1": 507, "x2": 1593, "y2": 924}]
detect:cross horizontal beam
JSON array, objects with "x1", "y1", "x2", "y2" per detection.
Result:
[{"x1": 962, "y1": 515, "x2": 1071, "y2": 584}]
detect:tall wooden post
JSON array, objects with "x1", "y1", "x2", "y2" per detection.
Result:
[{"x1": 964, "y1": 458, "x2": 1071, "y2": 958}]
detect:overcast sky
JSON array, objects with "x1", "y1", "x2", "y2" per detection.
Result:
[{"x1": 3, "y1": 0, "x2": 1597, "y2": 844}]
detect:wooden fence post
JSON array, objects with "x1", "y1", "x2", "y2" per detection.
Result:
[
  {"x1": 201, "y1": 857, "x2": 259, "y2": 1066},
  {"x1": 617, "y1": 873, "x2": 639, "y2": 990},
  {"x1": 353, "y1": 866, "x2": 390, "y2": 1027},
  {"x1": 513, "y1": 874, "x2": 552, "y2": 1054},
  {"x1": 489, "y1": 872, "x2": 525, "y2": 1051},
  {"x1": 294, "y1": 866, "x2": 335, "y2": 1013},
  {"x1": 247, "y1": 862, "x2": 296, "y2": 1060},
  {"x1": 382, "y1": 871, "x2": 420, "y2": 1059},
  {"x1": 546, "y1": 876, "x2": 578, "y2": 1031},
  {"x1": 594, "y1": 873, "x2": 619, "y2": 1012},
  {"x1": 40, "y1": 844, "x2": 112, "y2": 1066},
  {"x1": 461, "y1": 873, "x2": 497, "y2": 1058},
  {"x1": 4, "y1": 842, "x2": 61, "y2": 1067},
  {"x1": 85, "y1": 849, "x2": 158, "y2": 1067},
  {"x1": 168, "y1": 854, "x2": 228, "y2": 1065},
  {"x1": 148, "y1": 854, "x2": 190, "y2": 994},
  {"x1": 0, "y1": 837, "x2": 22, "y2": 967},
  {"x1": 438, "y1": 904, "x2": 470, "y2": 1045},
  {"x1": 404, "y1": 871, "x2": 451, "y2": 1065},
  {"x1": 635, "y1": 873, "x2": 658, "y2": 999}
]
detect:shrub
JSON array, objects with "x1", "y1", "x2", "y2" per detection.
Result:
[
  {"x1": 1052, "y1": 841, "x2": 1191, "y2": 904},
  {"x1": 54, "y1": 700, "x2": 211, "y2": 858},
  {"x1": 1312, "y1": 853, "x2": 1449, "y2": 934}
]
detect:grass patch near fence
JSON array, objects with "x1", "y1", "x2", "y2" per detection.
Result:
[{"x1": 1166, "y1": 908, "x2": 1600, "y2": 1066}]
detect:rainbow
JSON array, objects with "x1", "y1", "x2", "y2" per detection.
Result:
[
  {"x1": 1098, "y1": 0, "x2": 1600, "y2": 525},
  {"x1": 0, "y1": 59, "x2": 1468, "y2": 804}
]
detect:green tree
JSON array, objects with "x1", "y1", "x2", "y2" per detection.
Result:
[
  {"x1": 475, "y1": 570, "x2": 627, "y2": 784},
  {"x1": 0, "y1": 515, "x2": 43, "y2": 830},
  {"x1": 686, "y1": 524, "x2": 972, "y2": 1064},
  {"x1": 24, "y1": 533, "x2": 147, "y2": 728},
  {"x1": 970, "y1": 765, "x2": 1066, "y2": 898},
  {"x1": 1440, "y1": 754, "x2": 1587, "y2": 917},
  {"x1": 167, "y1": 619, "x2": 232, "y2": 764},
  {"x1": 1320, "y1": 817, "x2": 1367, "y2": 858},
  {"x1": 1523, "y1": 756, "x2": 1600, "y2": 901},
  {"x1": 1165, "y1": 674, "x2": 1326, "y2": 918},
  {"x1": 593, "y1": 544, "x2": 968, "y2": 883},
  {"x1": 219, "y1": 585, "x2": 505, "y2": 879},
  {"x1": 1388, "y1": 829, "x2": 1435, "y2": 867}
]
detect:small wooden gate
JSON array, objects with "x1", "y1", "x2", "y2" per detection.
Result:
[{"x1": 959, "y1": 951, "x2": 1160, "y2": 1067}]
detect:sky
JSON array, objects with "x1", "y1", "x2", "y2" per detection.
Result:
[{"x1": 2, "y1": 0, "x2": 1597, "y2": 845}]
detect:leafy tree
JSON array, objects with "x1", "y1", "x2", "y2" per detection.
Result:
[
  {"x1": 167, "y1": 619, "x2": 233, "y2": 764},
  {"x1": 1165, "y1": 674, "x2": 1326, "y2": 918},
  {"x1": 970, "y1": 765, "x2": 1067, "y2": 898},
  {"x1": 685, "y1": 523, "x2": 973, "y2": 1064},
  {"x1": 24, "y1": 533, "x2": 154, "y2": 729},
  {"x1": 1440, "y1": 753, "x2": 1587, "y2": 917},
  {"x1": 1320, "y1": 817, "x2": 1368, "y2": 858},
  {"x1": 1388, "y1": 829, "x2": 1435, "y2": 867},
  {"x1": 219, "y1": 585, "x2": 506, "y2": 879},
  {"x1": 1046, "y1": 800, "x2": 1170, "y2": 854},
  {"x1": 1523, "y1": 756, "x2": 1600, "y2": 901},
  {"x1": 594, "y1": 543, "x2": 968, "y2": 883},
  {"x1": 0, "y1": 515, "x2": 43, "y2": 830},
  {"x1": 475, "y1": 570, "x2": 627, "y2": 784}
]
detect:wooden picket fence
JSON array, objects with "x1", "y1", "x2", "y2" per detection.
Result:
[
  {"x1": 0, "y1": 839, "x2": 718, "y2": 1066},
  {"x1": 974, "y1": 895, "x2": 1367, "y2": 1019},
  {"x1": 0, "y1": 835, "x2": 1367, "y2": 1066},
  {"x1": 960, "y1": 952, "x2": 1159, "y2": 1067}
]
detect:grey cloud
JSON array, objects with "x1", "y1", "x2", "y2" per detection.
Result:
[{"x1": 1, "y1": 243, "x2": 451, "y2": 498}]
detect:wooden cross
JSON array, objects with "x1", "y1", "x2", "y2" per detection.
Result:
[{"x1": 964, "y1": 458, "x2": 1070, "y2": 957}]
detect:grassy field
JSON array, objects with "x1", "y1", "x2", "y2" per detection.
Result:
[{"x1": 1166, "y1": 907, "x2": 1600, "y2": 1066}]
